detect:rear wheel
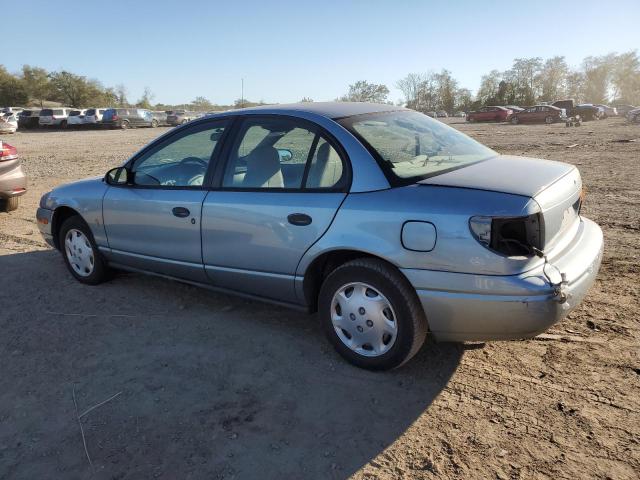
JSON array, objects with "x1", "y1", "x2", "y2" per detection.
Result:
[
  {"x1": 60, "y1": 120, "x2": 67, "y2": 129},
  {"x1": 0, "y1": 196, "x2": 19, "y2": 212},
  {"x1": 59, "y1": 216, "x2": 110, "y2": 285},
  {"x1": 151, "y1": 119, "x2": 158, "y2": 128},
  {"x1": 319, "y1": 258, "x2": 428, "y2": 370},
  {"x1": 121, "y1": 120, "x2": 130, "y2": 130},
  {"x1": 545, "y1": 115, "x2": 554, "y2": 124},
  {"x1": 511, "y1": 115, "x2": 519, "y2": 125}
]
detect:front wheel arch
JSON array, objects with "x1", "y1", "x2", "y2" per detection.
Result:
[{"x1": 51, "y1": 206, "x2": 83, "y2": 250}]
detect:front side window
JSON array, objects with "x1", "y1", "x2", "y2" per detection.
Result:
[
  {"x1": 131, "y1": 121, "x2": 228, "y2": 187},
  {"x1": 340, "y1": 110, "x2": 496, "y2": 183},
  {"x1": 222, "y1": 117, "x2": 345, "y2": 190}
]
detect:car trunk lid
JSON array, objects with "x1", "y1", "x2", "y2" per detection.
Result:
[{"x1": 419, "y1": 155, "x2": 582, "y2": 250}]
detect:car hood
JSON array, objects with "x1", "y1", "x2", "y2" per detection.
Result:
[{"x1": 418, "y1": 155, "x2": 576, "y2": 197}]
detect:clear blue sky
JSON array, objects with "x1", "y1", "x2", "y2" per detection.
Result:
[{"x1": 5, "y1": 0, "x2": 640, "y2": 105}]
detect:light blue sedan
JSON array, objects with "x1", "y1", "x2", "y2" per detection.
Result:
[{"x1": 36, "y1": 102, "x2": 603, "y2": 370}]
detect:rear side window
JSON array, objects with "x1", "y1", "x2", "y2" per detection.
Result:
[
  {"x1": 53, "y1": 109, "x2": 64, "y2": 115},
  {"x1": 116, "y1": 109, "x2": 128, "y2": 115},
  {"x1": 222, "y1": 116, "x2": 346, "y2": 190}
]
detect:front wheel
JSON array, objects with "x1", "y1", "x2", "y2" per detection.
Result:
[
  {"x1": 59, "y1": 216, "x2": 110, "y2": 285},
  {"x1": 319, "y1": 258, "x2": 428, "y2": 370},
  {"x1": 511, "y1": 116, "x2": 519, "y2": 125},
  {"x1": 121, "y1": 120, "x2": 130, "y2": 129},
  {"x1": 151, "y1": 119, "x2": 158, "y2": 128}
]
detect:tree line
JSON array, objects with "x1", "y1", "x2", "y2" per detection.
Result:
[{"x1": 1, "y1": 50, "x2": 639, "y2": 113}]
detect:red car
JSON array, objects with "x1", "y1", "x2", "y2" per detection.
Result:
[
  {"x1": 510, "y1": 105, "x2": 565, "y2": 124},
  {"x1": 466, "y1": 106, "x2": 512, "y2": 122}
]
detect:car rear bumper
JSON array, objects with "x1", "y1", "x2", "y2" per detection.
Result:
[
  {"x1": 0, "y1": 163, "x2": 27, "y2": 199},
  {"x1": 401, "y1": 217, "x2": 603, "y2": 342},
  {"x1": 36, "y1": 207, "x2": 55, "y2": 247}
]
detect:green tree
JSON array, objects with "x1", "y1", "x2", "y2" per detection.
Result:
[
  {"x1": 340, "y1": 80, "x2": 389, "y2": 103},
  {"x1": 538, "y1": 56, "x2": 569, "y2": 102},
  {"x1": 0, "y1": 66, "x2": 28, "y2": 106},
  {"x1": 21, "y1": 65, "x2": 50, "y2": 107},
  {"x1": 135, "y1": 87, "x2": 154, "y2": 109},
  {"x1": 191, "y1": 96, "x2": 213, "y2": 110}
]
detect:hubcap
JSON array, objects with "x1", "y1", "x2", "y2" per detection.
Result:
[
  {"x1": 64, "y1": 229, "x2": 94, "y2": 277},
  {"x1": 330, "y1": 282, "x2": 398, "y2": 357}
]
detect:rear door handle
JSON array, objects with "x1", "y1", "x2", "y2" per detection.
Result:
[
  {"x1": 172, "y1": 207, "x2": 190, "y2": 218},
  {"x1": 287, "y1": 213, "x2": 312, "y2": 226}
]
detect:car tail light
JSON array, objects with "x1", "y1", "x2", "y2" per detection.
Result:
[
  {"x1": 112, "y1": 114, "x2": 119, "y2": 121},
  {"x1": 470, "y1": 214, "x2": 542, "y2": 256},
  {"x1": 0, "y1": 142, "x2": 18, "y2": 161}
]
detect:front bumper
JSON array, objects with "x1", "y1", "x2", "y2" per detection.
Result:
[
  {"x1": 402, "y1": 217, "x2": 603, "y2": 342},
  {"x1": 36, "y1": 207, "x2": 55, "y2": 248}
]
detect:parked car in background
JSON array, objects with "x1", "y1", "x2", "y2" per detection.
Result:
[
  {"x1": 0, "y1": 114, "x2": 18, "y2": 134},
  {"x1": 573, "y1": 104, "x2": 602, "y2": 121},
  {"x1": 436, "y1": 111, "x2": 448, "y2": 118},
  {"x1": 505, "y1": 105, "x2": 524, "y2": 114},
  {"x1": 67, "y1": 109, "x2": 86, "y2": 128},
  {"x1": 102, "y1": 108, "x2": 154, "y2": 129},
  {"x1": 166, "y1": 110, "x2": 200, "y2": 126},
  {"x1": 152, "y1": 111, "x2": 169, "y2": 126},
  {"x1": 39, "y1": 108, "x2": 73, "y2": 128},
  {"x1": 0, "y1": 140, "x2": 26, "y2": 211},
  {"x1": 467, "y1": 106, "x2": 512, "y2": 122},
  {"x1": 424, "y1": 111, "x2": 437, "y2": 118},
  {"x1": 627, "y1": 108, "x2": 640, "y2": 123},
  {"x1": 1, "y1": 107, "x2": 24, "y2": 117},
  {"x1": 17, "y1": 109, "x2": 41, "y2": 129},
  {"x1": 595, "y1": 105, "x2": 617, "y2": 117},
  {"x1": 510, "y1": 105, "x2": 565, "y2": 125},
  {"x1": 552, "y1": 99, "x2": 575, "y2": 116},
  {"x1": 83, "y1": 108, "x2": 107, "y2": 125},
  {"x1": 35, "y1": 102, "x2": 603, "y2": 370},
  {"x1": 614, "y1": 104, "x2": 637, "y2": 116},
  {"x1": 454, "y1": 111, "x2": 466, "y2": 117}
]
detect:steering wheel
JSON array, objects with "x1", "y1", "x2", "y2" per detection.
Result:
[{"x1": 180, "y1": 156, "x2": 208, "y2": 167}]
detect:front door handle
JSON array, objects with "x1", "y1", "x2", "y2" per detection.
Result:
[
  {"x1": 287, "y1": 213, "x2": 312, "y2": 226},
  {"x1": 172, "y1": 207, "x2": 190, "y2": 218}
]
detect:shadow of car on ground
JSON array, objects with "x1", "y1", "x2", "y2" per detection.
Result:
[{"x1": 0, "y1": 249, "x2": 462, "y2": 479}]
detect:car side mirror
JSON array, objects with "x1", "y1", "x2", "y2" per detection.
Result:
[{"x1": 105, "y1": 166, "x2": 131, "y2": 185}]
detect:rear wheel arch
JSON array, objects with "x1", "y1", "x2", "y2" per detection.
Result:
[{"x1": 302, "y1": 249, "x2": 411, "y2": 313}]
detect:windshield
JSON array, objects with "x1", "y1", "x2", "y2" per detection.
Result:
[{"x1": 339, "y1": 110, "x2": 496, "y2": 183}]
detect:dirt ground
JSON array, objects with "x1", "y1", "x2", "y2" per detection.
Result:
[{"x1": 0, "y1": 118, "x2": 638, "y2": 479}]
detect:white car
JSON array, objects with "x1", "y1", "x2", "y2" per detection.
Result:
[
  {"x1": 39, "y1": 108, "x2": 74, "y2": 128},
  {"x1": 0, "y1": 113, "x2": 18, "y2": 134},
  {"x1": 83, "y1": 108, "x2": 107, "y2": 125},
  {"x1": 1, "y1": 107, "x2": 23, "y2": 117},
  {"x1": 67, "y1": 109, "x2": 86, "y2": 128}
]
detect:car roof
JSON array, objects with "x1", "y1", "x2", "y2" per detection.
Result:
[{"x1": 215, "y1": 102, "x2": 406, "y2": 119}]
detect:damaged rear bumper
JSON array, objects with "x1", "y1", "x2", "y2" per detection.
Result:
[{"x1": 402, "y1": 217, "x2": 603, "y2": 342}]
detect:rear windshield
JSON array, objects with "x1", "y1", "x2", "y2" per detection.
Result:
[
  {"x1": 85, "y1": 109, "x2": 96, "y2": 115},
  {"x1": 69, "y1": 110, "x2": 82, "y2": 116},
  {"x1": 53, "y1": 109, "x2": 64, "y2": 115},
  {"x1": 339, "y1": 110, "x2": 496, "y2": 184},
  {"x1": 40, "y1": 109, "x2": 53, "y2": 116}
]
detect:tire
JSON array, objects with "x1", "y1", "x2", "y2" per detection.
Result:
[
  {"x1": 565, "y1": 121, "x2": 571, "y2": 127},
  {"x1": 59, "y1": 216, "x2": 110, "y2": 285},
  {"x1": 121, "y1": 120, "x2": 130, "y2": 130},
  {"x1": 318, "y1": 258, "x2": 428, "y2": 370},
  {"x1": 545, "y1": 116, "x2": 554, "y2": 124},
  {"x1": 1, "y1": 196, "x2": 19, "y2": 212},
  {"x1": 575, "y1": 121, "x2": 581, "y2": 127},
  {"x1": 60, "y1": 120, "x2": 67, "y2": 129},
  {"x1": 511, "y1": 116, "x2": 519, "y2": 125},
  {"x1": 151, "y1": 119, "x2": 158, "y2": 128}
]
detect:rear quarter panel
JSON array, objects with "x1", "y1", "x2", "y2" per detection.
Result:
[{"x1": 296, "y1": 184, "x2": 542, "y2": 280}]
